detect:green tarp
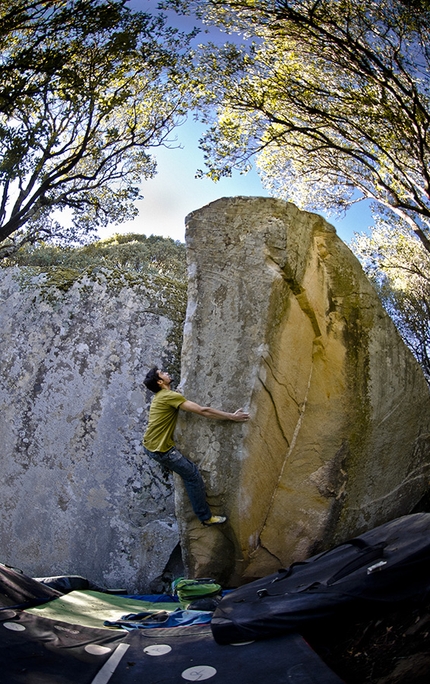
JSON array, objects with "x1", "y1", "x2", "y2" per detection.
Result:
[{"x1": 26, "y1": 590, "x2": 178, "y2": 630}]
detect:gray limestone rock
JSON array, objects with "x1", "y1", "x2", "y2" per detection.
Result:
[{"x1": 0, "y1": 266, "x2": 185, "y2": 592}]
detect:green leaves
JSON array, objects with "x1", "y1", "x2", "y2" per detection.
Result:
[
  {"x1": 3, "y1": 231, "x2": 187, "y2": 282},
  {"x1": 177, "y1": 0, "x2": 430, "y2": 251},
  {"x1": 0, "y1": 0, "x2": 195, "y2": 252},
  {"x1": 352, "y1": 215, "x2": 430, "y2": 380}
]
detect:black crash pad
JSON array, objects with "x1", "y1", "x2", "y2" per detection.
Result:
[
  {"x1": 0, "y1": 612, "x2": 343, "y2": 683},
  {"x1": 0, "y1": 610, "x2": 127, "y2": 684},
  {"x1": 211, "y1": 513, "x2": 430, "y2": 644},
  {"x1": 0, "y1": 564, "x2": 60, "y2": 608},
  {"x1": 109, "y1": 624, "x2": 344, "y2": 684}
]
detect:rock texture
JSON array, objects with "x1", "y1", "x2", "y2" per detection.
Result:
[
  {"x1": 176, "y1": 197, "x2": 430, "y2": 587},
  {"x1": 0, "y1": 266, "x2": 186, "y2": 592}
]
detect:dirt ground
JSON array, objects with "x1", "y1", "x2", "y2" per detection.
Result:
[{"x1": 308, "y1": 599, "x2": 430, "y2": 683}]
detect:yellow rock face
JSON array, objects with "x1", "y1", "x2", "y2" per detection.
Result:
[{"x1": 176, "y1": 197, "x2": 430, "y2": 586}]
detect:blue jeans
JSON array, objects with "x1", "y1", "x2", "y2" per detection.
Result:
[{"x1": 143, "y1": 446, "x2": 212, "y2": 522}]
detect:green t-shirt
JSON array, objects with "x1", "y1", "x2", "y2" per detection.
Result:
[{"x1": 143, "y1": 389, "x2": 186, "y2": 453}]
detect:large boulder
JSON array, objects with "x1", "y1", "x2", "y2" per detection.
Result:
[
  {"x1": 0, "y1": 266, "x2": 186, "y2": 592},
  {"x1": 176, "y1": 197, "x2": 430, "y2": 587}
]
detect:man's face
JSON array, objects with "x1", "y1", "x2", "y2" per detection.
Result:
[{"x1": 157, "y1": 370, "x2": 171, "y2": 386}]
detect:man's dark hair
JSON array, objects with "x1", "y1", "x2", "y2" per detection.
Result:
[{"x1": 144, "y1": 367, "x2": 161, "y2": 393}]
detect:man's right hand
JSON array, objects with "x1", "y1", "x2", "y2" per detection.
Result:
[{"x1": 231, "y1": 408, "x2": 250, "y2": 422}]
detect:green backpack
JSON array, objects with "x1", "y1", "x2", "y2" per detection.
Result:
[{"x1": 171, "y1": 577, "x2": 222, "y2": 604}]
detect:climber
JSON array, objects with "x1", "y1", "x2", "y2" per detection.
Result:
[{"x1": 142, "y1": 367, "x2": 249, "y2": 525}]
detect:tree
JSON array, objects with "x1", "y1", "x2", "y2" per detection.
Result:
[
  {"x1": 352, "y1": 219, "x2": 430, "y2": 380},
  {"x1": 168, "y1": 0, "x2": 430, "y2": 254},
  {"x1": 3, "y1": 232, "x2": 188, "y2": 281},
  {"x1": 0, "y1": 0, "x2": 195, "y2": 258}
]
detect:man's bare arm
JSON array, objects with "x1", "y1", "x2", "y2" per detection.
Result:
[{"x1": 179, "y1": 400, "x2": 249, "y2": 422}]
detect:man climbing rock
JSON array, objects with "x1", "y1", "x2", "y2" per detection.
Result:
[{"x1": 143, "y1": 367, "x2": 249, "y2": 525}]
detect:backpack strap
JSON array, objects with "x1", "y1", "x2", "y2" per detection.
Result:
[
  {"x1": 256, "y1": 538, "x2": 387, "y2": 598},
  {"x1": 327, "y1": 540, "x2": 387, "y2": 586}
]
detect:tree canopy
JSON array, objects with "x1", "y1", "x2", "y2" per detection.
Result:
[
  {"x1": 0, "y1": 0, "x2": 194, "y2": 258},
  {"x1": 352, "y1": 219, "x2": 430, "y2": 380},
  {"x1": 2, "y1": 232, "x2": 187, "y2": 281},
  {"x1": 168, "y1": 0, "x2": 430, "y2": 254}
]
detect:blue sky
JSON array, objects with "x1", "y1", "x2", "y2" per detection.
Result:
[{"x1": 100, "y1": 0, "x2": 373, "y2": 245}]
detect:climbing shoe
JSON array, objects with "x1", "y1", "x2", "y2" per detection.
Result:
[{"x1": 202, "y1": 515, "x2": 227, "y2": 526}]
